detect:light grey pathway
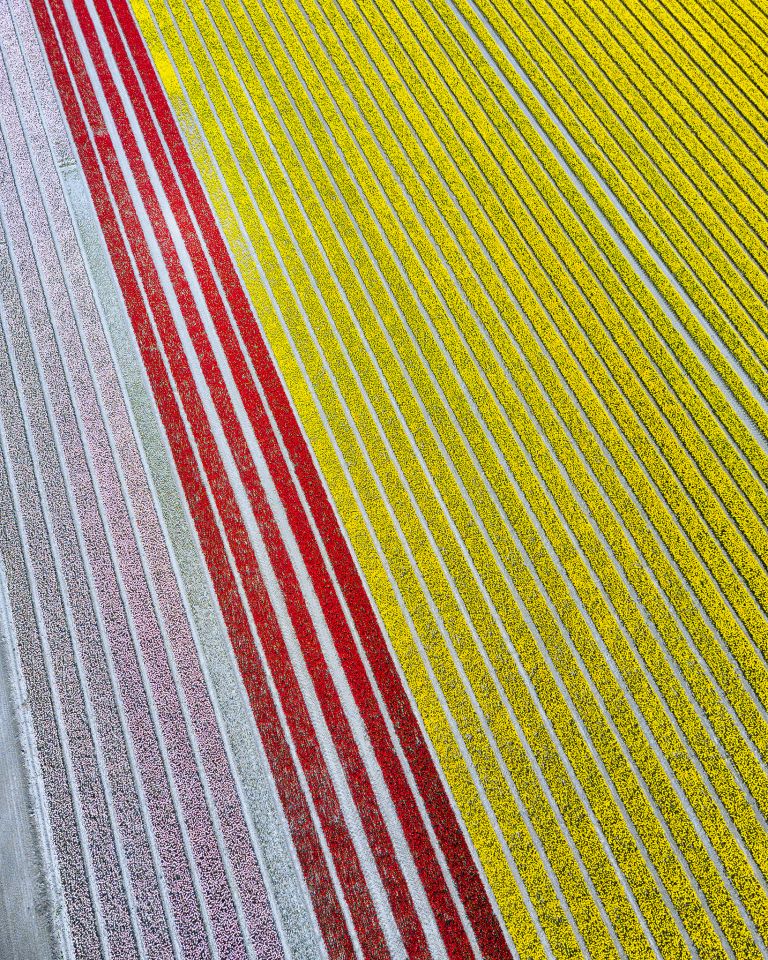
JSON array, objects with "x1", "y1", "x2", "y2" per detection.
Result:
[{"x1": 0, "y1": 568, "x2": 57, "y2": 960}]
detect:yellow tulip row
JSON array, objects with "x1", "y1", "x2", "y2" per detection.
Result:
[
  {"x1": 433, "y1": 0, "x2": 768, "y2": 517},
  {"x1": 561, "y1": 0, "x2": 768, "y2": 310},
  {"x1": 436, "y1": 0, "x2": 768, "y2": 667},
  {"x1": 633, "y1": 0, "x2": 768, "y2": 144},
  {"x1": 411, "y1": 0, "x2": 768, "y2": 854},
  {"x1": 484, "y1": 0, "x2": 768, "y2": 364},
  {"x1": 133, "y1": 0, "x2": 768, "y2": 953},
  {"x1": 456, "y1": 0, "x2": 768, "y2": 446},
  {"x1": 172, "y1": 0, "x2": 760, "y2": 936},
  {"x1": 354, "y1": 0, "x2": 768, "y2": 772},
  {"x1": 320, "y1": 0, "x2": 768, "y2": 944},
  {"x1": 342, "y1": 0, "x2": 768, "y2": 654},
  {"x1": 296, "y1": 0, "x2": 768, "y2": 932},
  {"x1": 703, "y1": 0, "x2": 768, "y2": 62},
  {"x1": 416, "y1": 0, "x2": 764, "y2": 764},
  {"x1": 408, "y1": 0, "x2": 768, "y2": 776},
  {"x1": 388, "y1": 0, "x2": 765, "y2": 616},
  {"x1": 577, "y1": 0, "x2": 768, "y2": 196}
]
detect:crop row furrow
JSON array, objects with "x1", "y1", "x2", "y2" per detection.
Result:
[
  {"x1": 440, "y1": 0, "x2": 768, "y2": 498},
  {"x1": 324, "y1": 0, "x2": 768, "y2": 705},
  {"x1": 555, "y1": 0, "x2": 768, "y2": 284},
  {"x1": 488, "y1": 0, "x2": 768, "y2": 370},
  {"x1": 409, "y1": 0, "x2": 768, "y2": 780},
  {"x1": 410, "y1": 0, "x2": 768, "y2": 824},
  {"x1": 640, "y1": 0, "x2": 768, "y2": 130},
  {"x1": 417, "y1": 0, "x2": 768, "y2": 546},
  {"x1": 459, "y1": 0, "x2": 768, "y2": 419},
  {"x1": 278, "y1": 0, "x2": 768, "y2": 916},
  {"x1": 206, "y1": 0, "x2": 768, "y2": 948},
  {"x1": 402, "y1": 0, "x2": 765, "y2": 672},
  {"x1": 260, "y1": 0, "x2": 768, "y2": 944}
]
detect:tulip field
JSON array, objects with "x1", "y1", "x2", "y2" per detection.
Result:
[{"x1": 0, "y1": 0, "x2": 766, "y2": 955}]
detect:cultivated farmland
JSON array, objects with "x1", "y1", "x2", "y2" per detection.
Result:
[{"x1": 0, "y1": 0, "x2": 766, "y2": 956}]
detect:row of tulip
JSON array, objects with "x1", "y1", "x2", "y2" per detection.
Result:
[
  {"x1": 414, "y1": 0, "x2": 768, "y2": 778},
  {"x1": 451, "y1": 0, "x2": 768, "y2": 463},
  {"x1": 543, "y1": 0, "x2": 768, "y2": 282},
  {"x1": 341, "y1": 0, "x2": 768, "y2": 951},
  {"x1": 435, "y1": 0, "x2": 768, "y2": 759},
  {"x1": 633, "y1": 0, "x2": 768, "y2": 144},
  {"x1": 485, "y1": 0, "x2": 768, "y2": 381}
]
